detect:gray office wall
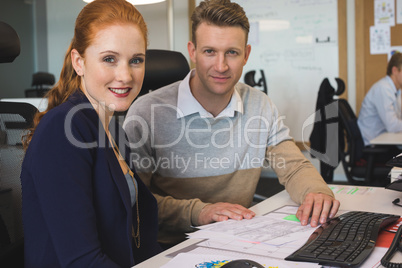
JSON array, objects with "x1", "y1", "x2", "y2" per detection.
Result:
[{"x1": 0, "y1": 0, "x2": 35, "y2": 98}]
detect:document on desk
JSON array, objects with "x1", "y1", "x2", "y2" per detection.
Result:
[
  {"x1": 189, "y1": 206, "x2": 314, "y2": 259},
  {"x1": 328, "y1": 185, "x2": 376, "y2": 195},
  {"x1": 162, "y1": 206, "x2": 318, "y2": 268},
  {"x1": 163, "y1": 205, "x2": 389, "y2": 268}
]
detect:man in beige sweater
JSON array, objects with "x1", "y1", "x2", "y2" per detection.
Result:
[{"x1": 124, "y1": 0, "x2": 340, "y2": 247}]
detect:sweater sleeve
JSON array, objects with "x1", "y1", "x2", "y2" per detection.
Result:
[
  {"x1": 266, "y1": 140, "x2": 334, "y2": 204},
  {"x1": 137, "y1": 171, "x2": 208, "y2": 232}
]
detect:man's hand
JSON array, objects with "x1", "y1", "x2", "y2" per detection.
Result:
[
  {"x1": 197, "y1": 202, "x2": 256, "y2": 226},
  {"x1": 296, "y1": 193, "x2": 340, "y2": 227}
]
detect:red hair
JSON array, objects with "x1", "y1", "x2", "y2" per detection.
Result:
[{"x1": 23, "y1": 0, "x2": 148, "y2": 149}]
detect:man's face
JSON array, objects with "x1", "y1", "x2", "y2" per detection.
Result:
[
  {"x1": 393, "y1": 66, "x2": 402, "y2": 89},
  {"x1": 188, "y1": 22, "x2": 251, "y2": 99}
]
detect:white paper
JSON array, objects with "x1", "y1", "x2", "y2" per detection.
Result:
[
  {"x1": 398, "y1": 0, "x2": 402, "y2": 24},
  {"x1": 186, "y1": 206, "x2": 315, "y2": 259},
  {"x1": 328, "y1": 185, "x2": 376, "y2": 195},
  {"x1": 161, "y1": 249, "x2": 318, "y2": 268},
  {"x1": 163, "y1": 206, "x2": 389, "y2": 268},
  {"x1": 375, "y1": 0, "x2": 396, "y2": 26},
  {"x1": 370, "y1": 25, "x2": 391, "y2": 55}
]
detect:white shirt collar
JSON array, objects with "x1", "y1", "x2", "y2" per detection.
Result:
[
  {"x1": 177, "y1": 69, "x2": 243, "y2": 119},
  {"x1": 386, "y1": 75, "x2": 398, "y2": 94}
]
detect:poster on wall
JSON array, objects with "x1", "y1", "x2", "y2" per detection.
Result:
[
  {"x1": 374, "y1": 0, "x2": 396, "y2": 26},
  {"x1": 370, "y1": 25, "x2": 391, "y2": 55},
  {"x1": 397, "y1": 0, "x2": 402, "y2": 24}
]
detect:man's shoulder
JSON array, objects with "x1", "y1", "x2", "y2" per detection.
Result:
[
  {"x1": 126, "y1": 81, "x2": 180, "y2": 120},
  {"x1": 236, "y1": 82, "x2": 273, "y2": 112},
  {"x1": 133, "y1": 82, "x2": 179, "y2": 107},
  {"x1": 371, "y1": 76, "x2": 392, "y2": 90}
]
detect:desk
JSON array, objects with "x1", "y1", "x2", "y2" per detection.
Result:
[
  {"x1": 370, "y1": 132, "x2": 402, "y2": 145},
  {"x1": 134, "y1": 185, "x2": 402, "y2": 267}
]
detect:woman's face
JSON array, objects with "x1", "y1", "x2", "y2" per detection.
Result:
[{"x1": 72, "y1": 23, "x2": 146, "y2": 116}]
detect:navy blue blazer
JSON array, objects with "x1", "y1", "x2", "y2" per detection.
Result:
[{"x1": 21, "y1": 91, "x2": 161, "y2": 267}]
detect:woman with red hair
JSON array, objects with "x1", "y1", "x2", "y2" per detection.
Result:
[{"x1": 21, "y1": 0, "x2": 161, "y2": 266}]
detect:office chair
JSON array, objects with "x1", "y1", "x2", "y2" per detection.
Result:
[
  {"x1": 244, "y1": 70, "x2": 267, "y2": 95},
  {"x1": 138, "y1": 49, "x2": 190, "y2": 98},
  {"x1": 309, "y1": 78, "x2": 345, "y2": 183},
  {"x1": 338, "y1": 98, "x2": 391, "y2": 186},
  {"x1": 0, "y1": 21, "x2": 20, "y2": 63},
  {"x1": 0, "y1": 101, "x2": 37, "y2": 268},
  {"x1": 24, "y1": 72, "x2": 55, "y2": 98},
  {"x1": 0, "y1": 21, "x2": 34, "y2": 268}
]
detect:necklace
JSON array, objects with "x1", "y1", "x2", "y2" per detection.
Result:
[{"x1": 109, "y1": 134, "x2": 141, "y2": 248}]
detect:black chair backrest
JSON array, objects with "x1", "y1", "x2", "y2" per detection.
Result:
[
  {"x1": 25, "y1": 72, "x2": 55, "y2": 98},
  {"x1": 0, "y1": 102, "x2": 37, "y2": 265},
  {"x1": 138, "y1": 49, "x2": 190, "y2": 97},
  {"x1": 338, "y1": 98, "x2": 365, "y2": 164},
  {"x1": 0, "y1": 102, "x2": 38, "y2": 146},
  {"x1": 309, "y1": 77, "x2": 345, "y2": 156},
  {"x1": 0, "y1": 102, "x2": 37, "y2": 129},
  {"x1": 0, "y1": 21, "x2": 26, "y2": 267},
  {"x1": 244, "y1": 70, "x2": 268, "y2": 95},
  {"x1": 31, "y1": 72, "x2": 55, "y2": 88},
  {"x1": 0, "y1": 21, "x2": 20, "y2": 63}
]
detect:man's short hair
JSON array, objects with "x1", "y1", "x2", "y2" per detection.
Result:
[
  {"x1": 191, "y1": 0, "x2": 250, "y2": 46},
  {"x1": 387, "y1": 52, "x2": 402, "y2": 76}
]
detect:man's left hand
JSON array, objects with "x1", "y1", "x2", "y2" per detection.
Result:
[{"x1": 296, "y1": 193, "x2": 340, "y2": 227}]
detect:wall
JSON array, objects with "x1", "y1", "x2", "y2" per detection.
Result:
[
  {"x1": 1, "y1": 0, "x2": 357, "y2": 117},
  {"x1": 0, "y1": 0, "x2": 35, "y2": 98}
]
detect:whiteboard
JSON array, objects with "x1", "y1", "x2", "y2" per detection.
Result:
[{"x1": 196, "y1": 0, "x2": 339, "y2": 141}]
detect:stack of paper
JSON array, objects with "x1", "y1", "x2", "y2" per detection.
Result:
[
  {"x1": 162, "y1": 206, "x2": 319, "y2": 267},
  {"x1": 161, "y1": 205, "x2": 388, "y2": 267}
]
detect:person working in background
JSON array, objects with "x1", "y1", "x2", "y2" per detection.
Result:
[
  {"x1": 123, "y1": 0, "x2": 340, "y2": 248},
  {"x1": 358, "y1": 52, "x2": 402, "y2": 159},
  {"x1": 20, "y1": 0, "x2": 161, "y2": 266}
]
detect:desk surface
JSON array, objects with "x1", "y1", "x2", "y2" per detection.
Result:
[
  {"x1": 134, "y1": 185, "x2": 402, "y2": 267},
  {"x1": 370, "y1": 132, "x2": 402, "y2": 145}
]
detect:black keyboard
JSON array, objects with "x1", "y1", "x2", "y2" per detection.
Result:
[{"x1": 285, "y1": 211, "x2": 400, "y2": 267}]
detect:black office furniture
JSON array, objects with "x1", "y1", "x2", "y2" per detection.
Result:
[
  {"x1": 338, "y1": 98, "x2": 392, "y2": 186},
  {"x1": 286, "y1": 211, "x2": 399, "y2": 267},
  {"x1": 0, "y1": 102, "x2": 38, "y2": 268},
  {"x1": 25, "y1": 72, "x2": 55, "y2": 98},
  {"x1": 309, "y1": 78, "x2": 345, "y2": 183},
  {"x1": 0, "y1": 20, "x2": 33, "y2": 268},
  {"x1": 244, "y1": 70, "x2": 267, "y2": 95},
  {"x1": 138, "y1": 49, "x2": 190, "y2": 98},
  {"x1": 0, "y1": 21, "x2": 20, "y2": 63}
]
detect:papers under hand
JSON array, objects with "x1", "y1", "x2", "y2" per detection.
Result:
[{"x1": 186, "y1": 206, "x2": 315, "y2": 259}]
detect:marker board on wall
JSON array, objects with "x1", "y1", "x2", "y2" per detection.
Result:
[{"x1": 194, "y1": 0, "x2": 339, "y2": 142}]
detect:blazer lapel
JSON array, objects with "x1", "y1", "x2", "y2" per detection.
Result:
[{"x1": 104, "y1": 144, "x2": 133, "y2": 215}]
